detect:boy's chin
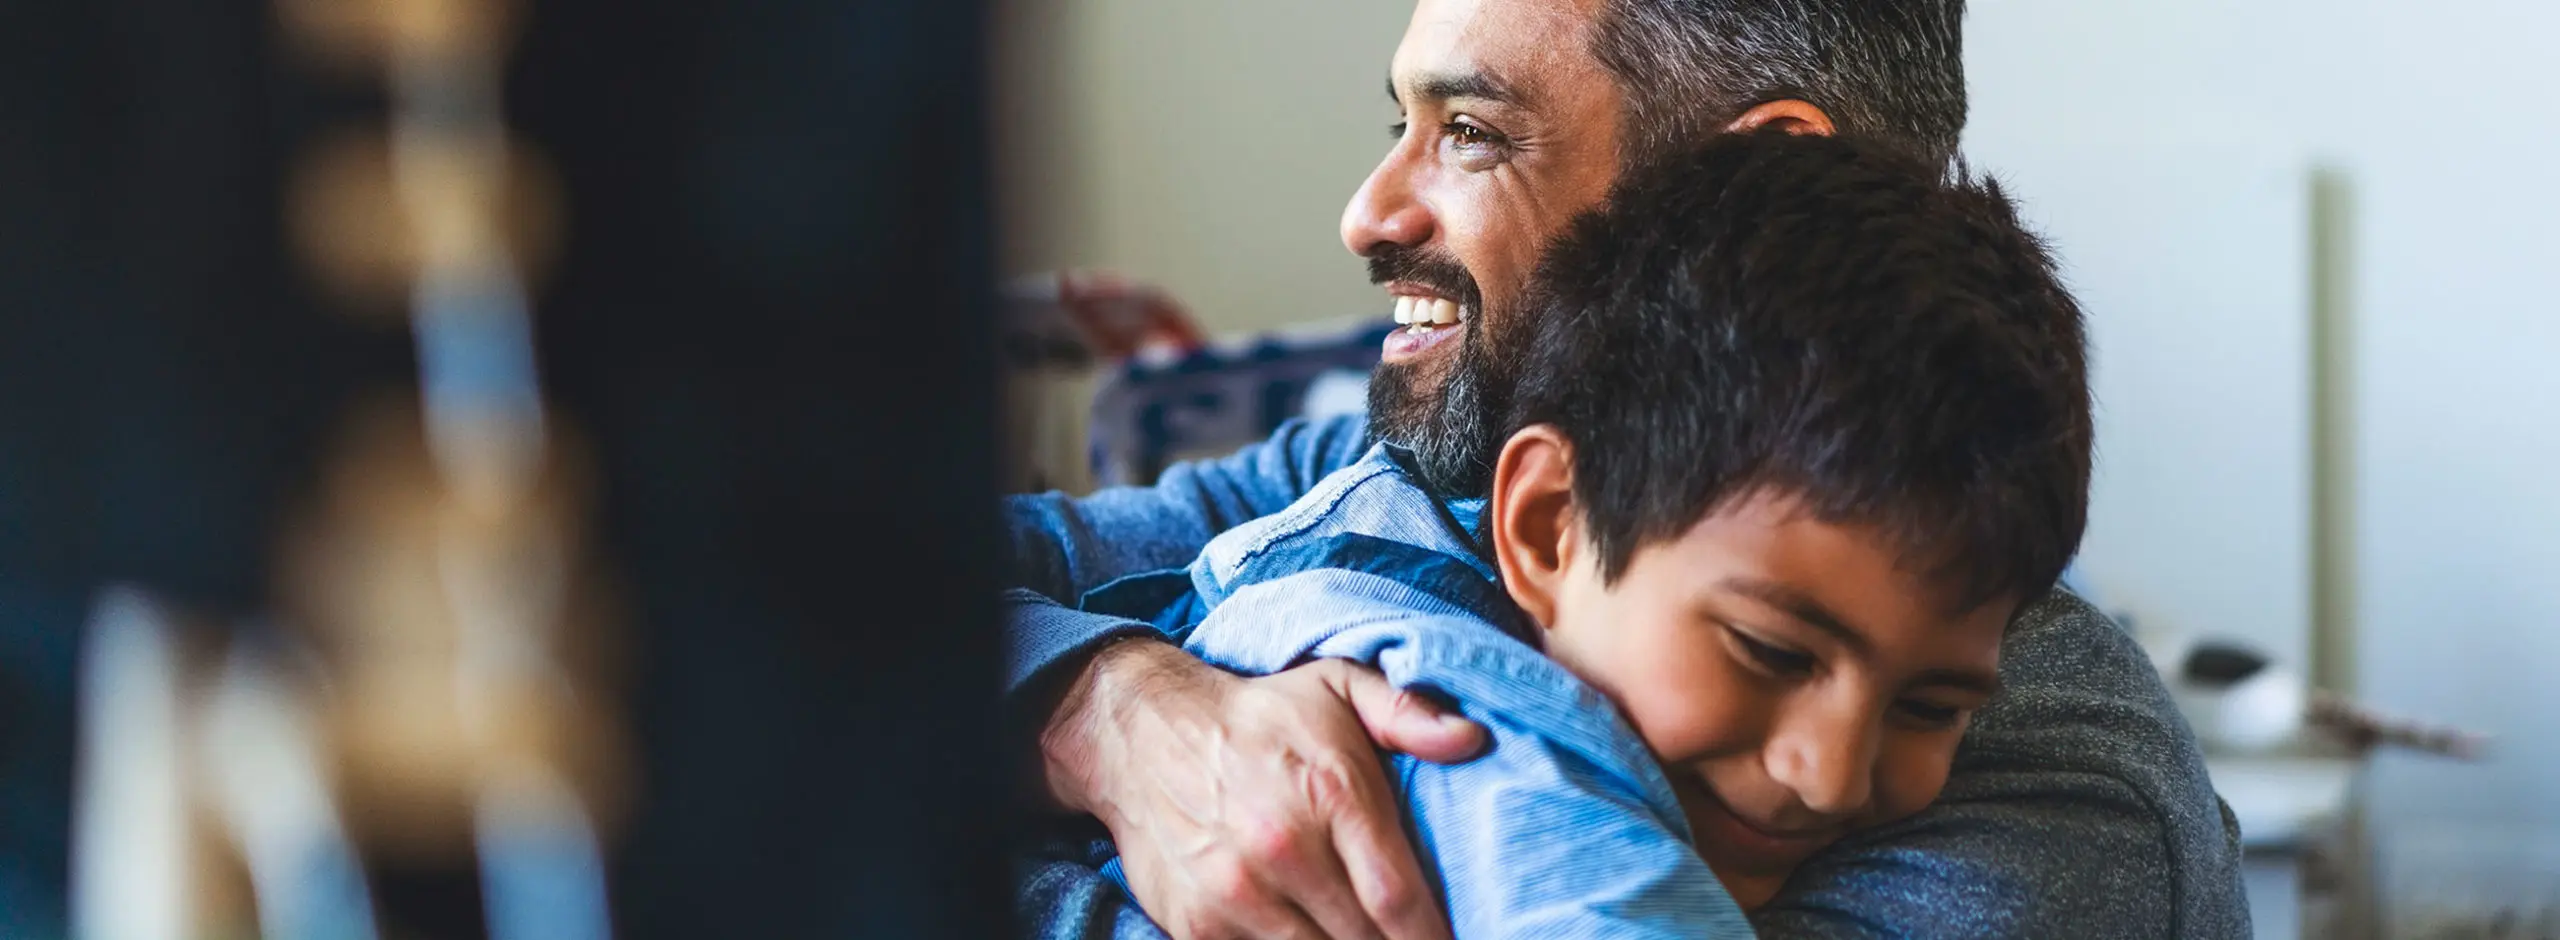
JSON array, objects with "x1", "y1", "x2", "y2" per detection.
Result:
[{"x1": 1677, "y1": 778, "x2": 1837, "y2": 879}]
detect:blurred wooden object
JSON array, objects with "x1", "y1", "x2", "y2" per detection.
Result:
[{"x1": 275, "y1": 397, "x2": 628, "y2": 863}]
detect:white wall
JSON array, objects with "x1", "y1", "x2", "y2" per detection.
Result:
[
  {"x1": 991, "y1": 0, "x2": 1409, "y2": 333},
  {"x1": 1965, "y1": 126, "x2": 2316, "y2": 693},
  {"x1": 1966, "y1": 0, "x2": 2560, "y2": 910}
]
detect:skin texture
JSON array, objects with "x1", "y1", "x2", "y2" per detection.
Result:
[
  {"x1": 1355, "y1": 0, "x2": 1830, "y2": 495},
  {"x1": 1485, "y1": 427, "x2": 2013, "y2": 910},
  {"x1": 1039, "y1": 0, "x2": 1842, "y2": 936},
  {"x1": 1041, "y1": 642, "x2": 1481, "y2": 940},
  {"x1": 1351, "y1": 0, "x2": 1622, "y2": 371}
]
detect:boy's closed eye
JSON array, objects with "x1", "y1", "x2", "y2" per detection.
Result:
[
  {"x1": 1722, "y1": 625, "x2": 1816, "y2": 677},
  {"x1": 1891, "y1": 698, "x2": 1965, "y2": 730},
  {"x1": 1719, "y1": 622, "x2": 1981, "y2": 730}
]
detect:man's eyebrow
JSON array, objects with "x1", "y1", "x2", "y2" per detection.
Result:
[
  {"x1": 1718, "y1": 577, "x2": 1870, "y2": 656},
  {"x1": 1387, "y1": 69, "x2": 1524, "y2": 108}
]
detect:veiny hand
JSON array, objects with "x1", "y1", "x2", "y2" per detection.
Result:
[{"x1": 1042, "y1": 640, "x2": 1488, "y2": 940}]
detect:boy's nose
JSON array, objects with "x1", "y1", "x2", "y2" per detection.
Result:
[{"x1": 1765, "y1": 706, "x2": 1879, "y2": 819}]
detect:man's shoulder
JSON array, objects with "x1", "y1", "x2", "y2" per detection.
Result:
[
  {"x1": 1956, "y1": 585, "x2": 2250, "y2": 937},
  {"x1": 1986, "y1": 586, "x2": 2165, "y2": 717}
]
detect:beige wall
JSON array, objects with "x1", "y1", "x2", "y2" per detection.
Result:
[{"x1": 991, "y1": 0, "x2": 1411, "y2": 334}]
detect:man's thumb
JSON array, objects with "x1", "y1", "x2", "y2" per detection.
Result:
[{"x1": 1341, "y1": 667, "x2": 1488, "y2": 765}]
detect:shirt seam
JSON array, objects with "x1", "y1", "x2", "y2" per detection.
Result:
[{"x1": 1231, "y1": 451, "x2": 1405, "y2": 567}]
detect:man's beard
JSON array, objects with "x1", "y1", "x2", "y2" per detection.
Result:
[{"x1": 1364, "y1": 246, "x2": 1521, "y2": 498}]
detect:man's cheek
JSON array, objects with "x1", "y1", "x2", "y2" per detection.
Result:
[
  {"x1": 1442, "y1": 182, "x2": 1536, "y2": 298},
  {"x1": 1484, "y1": 173, "x2": 1579, "y2": 269}
]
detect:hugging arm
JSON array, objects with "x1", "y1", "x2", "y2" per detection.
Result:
[{"x1": 1004, "y1": 415, "x2": 1483, "y2": 940}]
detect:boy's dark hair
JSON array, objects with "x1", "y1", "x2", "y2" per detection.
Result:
[
  {"x1": 1510, "y1": 130, "x2": 2090, "y2": 611},
  {"x1": 1593, "y1": 0, "x2": 1968, "y2": 169}
]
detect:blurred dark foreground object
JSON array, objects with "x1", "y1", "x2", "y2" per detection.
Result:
[{"x1": 0, "y1": 0, "x2": 1007, "y2": 937}]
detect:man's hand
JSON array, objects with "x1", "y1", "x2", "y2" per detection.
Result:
[
  {"x1": 1042, "y1": 639, "x2": 1488, "y2": 940},
  {"x1": 1000, "y1": 270, "x2": 1207, "y2": 364}
]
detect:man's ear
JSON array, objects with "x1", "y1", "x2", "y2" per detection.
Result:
[
  {"x1": 1725, "y1": 99, "x2": 1837, "y2": 137},
  {"x1": 1489, "y1": 425, "x2": 1581, "y2": 631}
]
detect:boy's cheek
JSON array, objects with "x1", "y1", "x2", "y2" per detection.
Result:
[
  {"x1": 1611, "y1": 640, "x2": 1768, "y2": 759},
  {"x1": 1869, "y1": 739, "x2": 1965, "y2": 822}
]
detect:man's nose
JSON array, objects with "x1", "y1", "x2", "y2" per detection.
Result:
[
  {"x1": 1764, "y1": 702, "x2": 1879, "y2": 819},
  {"x1": 1340, "y1": 149, "x2": 1435, "y2": 258}
]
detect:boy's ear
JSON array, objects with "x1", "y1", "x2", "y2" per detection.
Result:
[{"x1": 1490, "y1": 425, "x2": 1581, "y2": 631}]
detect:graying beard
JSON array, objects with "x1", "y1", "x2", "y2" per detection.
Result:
[
  {"x1": 1369, "y1": 333, "x2": 1505, "y2": 499},
  {"x1": 1400, "y1": 369, "x2": 1494, "y2": 497}
]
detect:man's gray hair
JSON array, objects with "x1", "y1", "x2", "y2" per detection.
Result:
[{"x1": 1590, "y1": 0, "x2": 1968, "y2": 169}]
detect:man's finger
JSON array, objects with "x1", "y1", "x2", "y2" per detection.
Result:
[
  {"x1": 1139, "y1": 298, "x2": 1207, "y2": 350},
  {"x1": 1328, "y1": 778, "x2": 1453, "y2": 940},
  {"x1": 1260, "y1": 902, "x2": 1339, "y2": 940},
  {"x1": 1179, "y1": 893, "x2": 1334, "y2": 940},
  {"x1": 1267, "y1": 837, "x2": 1390, "y2": 940},
  {"x1": 1056, "y1": 269, "x2": 1204, "y2": 355},
  {"x1": 1335, "y1": 664, "x2": 1488, "y2": 765}
]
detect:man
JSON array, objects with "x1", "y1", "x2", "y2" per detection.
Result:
[{"x1": 1008, "y1": 1, "x2": 2248, "y2": 937}]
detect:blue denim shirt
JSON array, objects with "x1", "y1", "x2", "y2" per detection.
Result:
[{"x1": 1007, "y1": 415, "x2": 2247, "y2": 940}]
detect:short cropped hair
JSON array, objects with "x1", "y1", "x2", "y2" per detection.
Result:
[
  {"x1": 1510, "y1": 130, "x2": 2090, "y2": 610},
  {"x1": 1592, "y1": 0, "x2": 1968, "y2": 169}
]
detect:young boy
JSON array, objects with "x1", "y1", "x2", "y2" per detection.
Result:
[{"x1": 1021, "y1": 130, "x2": 2092, "y2": 938}]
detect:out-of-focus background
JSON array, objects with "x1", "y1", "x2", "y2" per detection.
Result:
[
  {"x1": 1, "y1": 0, "x2": 1006, "y2": 938},
  {"x1": 991, "y1": 1, "x2": 2557, "y2": 936}
]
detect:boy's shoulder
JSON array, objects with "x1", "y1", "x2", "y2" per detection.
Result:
[
  {"x1": 1195, "y1": 442, "x2": 1491, "y2": 597},
  {"x1": 1182, "y1": 450, "x2": 1686, "y2": 836}
]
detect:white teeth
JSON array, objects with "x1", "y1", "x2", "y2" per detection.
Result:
[
  {"x1": 1405, "y1": 322, "x2": 1437, "y2": 335},
  {"x1": 1391, "y1": 296, "x2": 1463, "y2": 330}
]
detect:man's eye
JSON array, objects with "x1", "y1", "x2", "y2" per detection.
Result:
[
  {"x1": 1894, "y1": 700, "x2": 1963, "y2": 729},
  {"x1": 1441, "y1": 121, "x2": 1509, "y2": 171},
  {"x1": 1388, "y1": 120, "x2": 1409, "y2": 139},
  {"x1": 1445, "y1": 121, "x2": 1501, "y2": 148},
  {"x1": 1731, "y1": 630, "x2": 1815, "y2": 676}
]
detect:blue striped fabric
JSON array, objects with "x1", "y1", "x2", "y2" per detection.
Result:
[{"x1": 1089, "y1": 444, "x2": 1756, "y2": 939}]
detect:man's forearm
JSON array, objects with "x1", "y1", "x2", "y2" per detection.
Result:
[
  {"x1": 1034, "y1": 636, "x2": 1195, "y2": 815},
  {"x1": 1001, "y1": 416, "x2": 1473, "y2": 940},
  {"x1": 1004, "y1": 588, "x2": 1165, "y2": 697}
]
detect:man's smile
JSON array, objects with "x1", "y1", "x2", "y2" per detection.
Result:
[{"x1": 1380, "y1": 284, "x2": 1472, "y2": 363}]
